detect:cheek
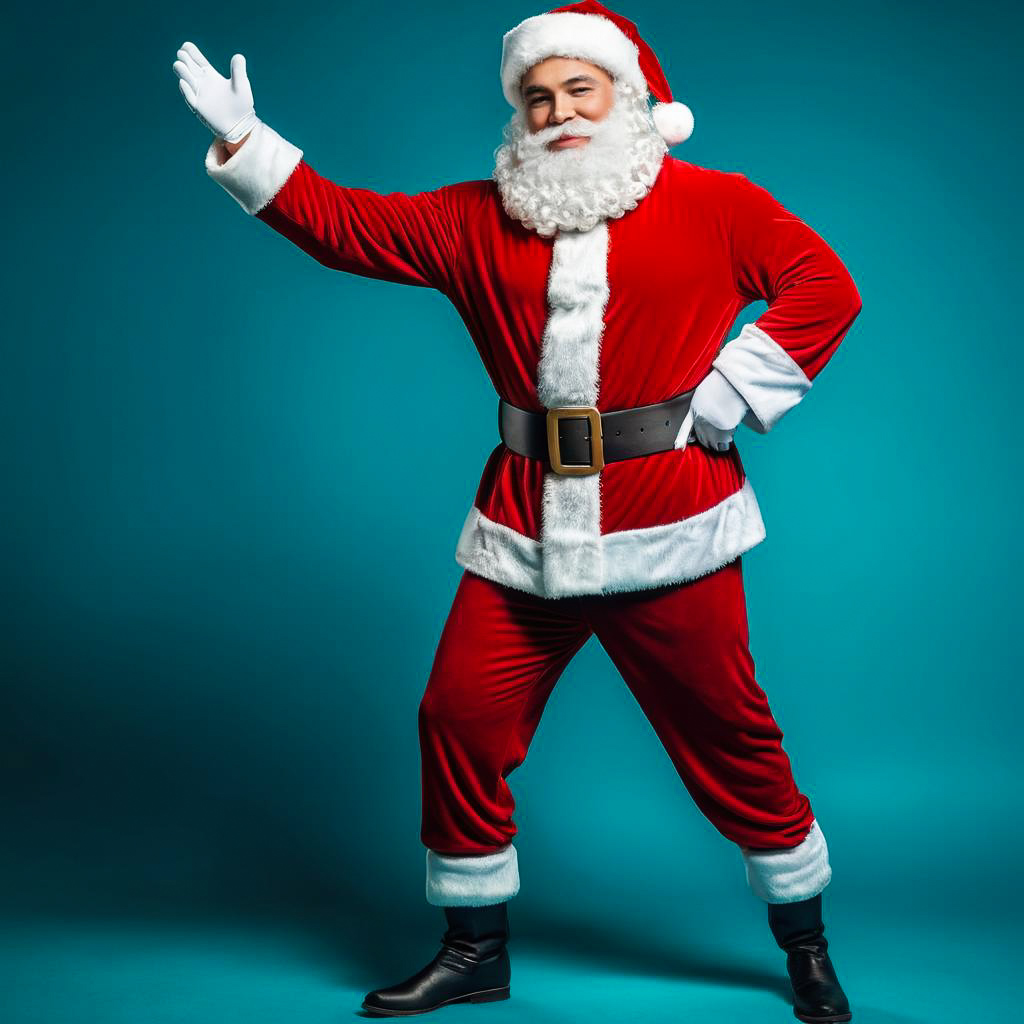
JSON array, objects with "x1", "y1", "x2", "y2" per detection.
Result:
[{"x1": 580, "y1": 94, "x2": 613, "y2": 120}]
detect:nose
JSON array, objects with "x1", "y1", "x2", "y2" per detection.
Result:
[{"x1": 550, "y1": 93, "x2": 576, "y2": 125}]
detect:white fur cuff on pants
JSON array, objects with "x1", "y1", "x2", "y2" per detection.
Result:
[
  {"x1": 425, "y1": 844, "x2": 520, "y2": 907},
  {"x1": 742, "y1": 820, "x2": 832, "y2": 904}
]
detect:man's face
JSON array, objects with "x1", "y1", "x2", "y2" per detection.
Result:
[
  {"x1": 520, "y1": 57, "x2": 615, "y2": 149},
  {"x1": 494, "y1": 60, "x2": 667, "y2": 237}
]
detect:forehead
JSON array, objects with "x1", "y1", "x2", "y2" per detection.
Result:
[{"x1": 520, "y1": 56, "x2": 612, "y2": 92}]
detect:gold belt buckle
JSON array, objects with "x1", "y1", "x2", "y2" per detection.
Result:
[{"x1": 546, "y1": 406, "x2": 605, "y2": 476}]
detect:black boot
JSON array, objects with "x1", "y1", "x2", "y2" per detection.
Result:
[
  {"x1": 767, "y1": 893, "x2": 852, "y2": 1023},
  {"x1": 361, "y1": 902, "x2": 510, "y2": 1017}
]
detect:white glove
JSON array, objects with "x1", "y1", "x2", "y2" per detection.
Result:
[
  {"x1": 172, "y1": 41, "x2": 260, "y2": 144},
  {"x1": 677, "y1": 367, "x2": 752, "y2": 452}
]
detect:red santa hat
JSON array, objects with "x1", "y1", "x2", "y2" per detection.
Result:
[{"x1": 500, "y1": 0, "x2": 694, "y2": 146}]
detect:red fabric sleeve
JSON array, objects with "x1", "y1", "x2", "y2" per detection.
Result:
[
  {"x1": 255, "y1": 159, "x2": 469, "y2": 295},
  {"x1": 727, "y1": 173, "x2": 862, "y2": 381}
]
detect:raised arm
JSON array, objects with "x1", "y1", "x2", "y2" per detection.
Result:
[
  {"x1": 205, "y1": 120, "x2": 466, "y2": 294},
  {"x1": 172, "y1": 42, "x2": 466, "y2": 294},
  {"x1": 712, "y1": 173, "x2": 863, "y2": 434}
]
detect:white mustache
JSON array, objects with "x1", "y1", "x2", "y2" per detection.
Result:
[{"x1": 534, "y1": 120, "x2": 598, "y2": 146}]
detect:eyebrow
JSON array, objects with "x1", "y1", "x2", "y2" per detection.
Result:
[{"x1": 522, "y1": 74, "x2": 599, "y2": 97}]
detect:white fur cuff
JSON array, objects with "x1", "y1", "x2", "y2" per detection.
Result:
[
  {"x1": 712, "y1": 323, "x2": 813, "y2": 434},
  {"x1": 425, "y1": 844, "x2": 520, "y2": 907},
  {"x1": 742, "y1": 820, "x2": 832, "y2": 904},
  {"x1": 204, "y1": 119, "x2": 304, "y2": 216}
]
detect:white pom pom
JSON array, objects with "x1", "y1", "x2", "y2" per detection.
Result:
[{"x1": 652, "y1": 101, "x2": 694, "y2": 147}]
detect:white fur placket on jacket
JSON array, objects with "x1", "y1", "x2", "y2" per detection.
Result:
[{"x1": 535, "y1": 223, "x2": 610, "y2": 598}]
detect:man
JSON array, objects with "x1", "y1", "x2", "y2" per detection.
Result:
[{"x1": 172, "y1": 3, "x2": 861, "y2": 1021}]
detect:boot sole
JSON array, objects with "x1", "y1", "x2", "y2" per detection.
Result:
[
  {"x1": 794, "y1": 1011, "x2": 852, "y2": 1023},
  {"x1": 361, "y1": 986, "x2": 510, "y2": 1016}
]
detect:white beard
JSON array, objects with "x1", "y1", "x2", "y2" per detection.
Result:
[{"x1": 492, "y1": 80, "x2": 668, "y2": 238}]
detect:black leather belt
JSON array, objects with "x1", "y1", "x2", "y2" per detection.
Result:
[{"x1": 498, "y1": 389, "x2": 696, "y2": 476}]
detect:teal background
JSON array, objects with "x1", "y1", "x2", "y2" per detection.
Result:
[{"x1": 3, "y1": 0, "x2": 1019, "y2": 1021}]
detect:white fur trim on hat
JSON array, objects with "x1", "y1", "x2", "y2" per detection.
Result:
[{"x1": 501, "y1": 11, "x2": 645, "y2": 107}]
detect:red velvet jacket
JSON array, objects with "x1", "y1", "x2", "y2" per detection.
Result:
[{"x1": 205, "y1": 120, "x2": 861, "y2": 598}]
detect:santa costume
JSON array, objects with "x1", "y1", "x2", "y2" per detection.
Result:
[{"x1": 190, "y1": 1, "x2": 861, "y2": 1019}]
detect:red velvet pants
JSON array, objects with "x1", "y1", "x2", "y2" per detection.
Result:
[{"x1": 418, "y1": 558, "x2": 816, "y2": 857}]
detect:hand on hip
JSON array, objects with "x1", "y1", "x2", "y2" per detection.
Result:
[{"x1": 679, "y1": 368, "x2": 751, "y2": 452}]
